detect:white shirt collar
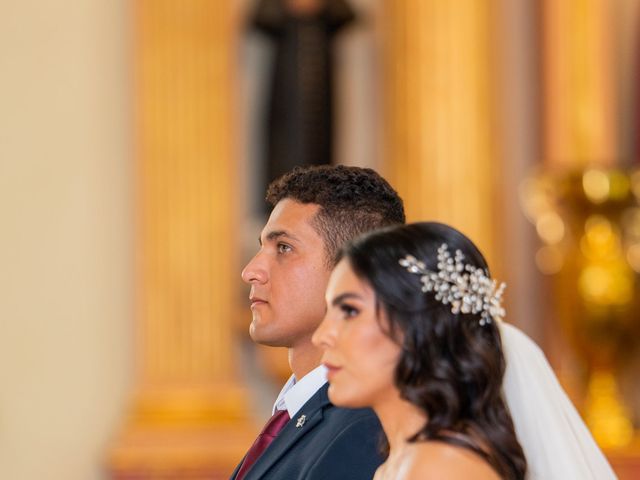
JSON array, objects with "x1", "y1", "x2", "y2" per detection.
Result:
[{"x1": 272, "y1": 365, "x2": 328, "y2": 418}]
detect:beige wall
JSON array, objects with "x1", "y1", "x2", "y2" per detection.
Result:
[{"x1": 0, "y1": 1, "x2": 132, "y2": 479}]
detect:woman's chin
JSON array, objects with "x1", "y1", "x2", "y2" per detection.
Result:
[{"x1": 327, "y1": 383, "x2": 368, "y2": 409}]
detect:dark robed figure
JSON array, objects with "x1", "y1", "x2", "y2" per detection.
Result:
[{"x1": 250, "y1": 0, "x2": 355, "y2": 188}]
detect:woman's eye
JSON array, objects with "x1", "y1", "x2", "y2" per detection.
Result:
[
  {"x1": 340, "y1": 304, "x2": 359, "y2": 319},
  {"x1": 277, "y1": 243, "x2": 292, "y2": 254}
]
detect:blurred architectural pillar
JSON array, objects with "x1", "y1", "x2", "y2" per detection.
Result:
[
  {"x1": 380, "y1": 1, "x2": 501, "y2": 268},
  {"x1": 108, "y1": 1, "x2": 254, "y2": 478},
  {"x1": 536, "y1": 0, "x2": 617, "y2": 361},
  {"x1": 536, "y1": 0, "x2": 617, "y2": 366},
  {"x1": 542, "y1": 0, "x2": 616, "y2": 167}
]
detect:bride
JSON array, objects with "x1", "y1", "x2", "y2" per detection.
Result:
[{"x1": 312, "y1": 222, "x2": 617, "y2": 479}]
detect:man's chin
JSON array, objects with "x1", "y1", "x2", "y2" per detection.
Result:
[{"x1": 249, "y1": 323, "x2": 289, "y2": 347}]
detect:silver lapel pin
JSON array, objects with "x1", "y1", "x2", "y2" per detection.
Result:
[{"x1": 296, "y1": 414, "x2": 306, "y2": 428}]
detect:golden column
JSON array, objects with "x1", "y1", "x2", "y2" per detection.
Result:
[
  {"x1": 380, "y1": 1, "x2": 501, "y2": 267},
  {"x1": 108, "y1": 1, "x2": 254, "y2": 478},
  {"x1": 542, "y1": 0, "x2": 616, "y2": 167}
]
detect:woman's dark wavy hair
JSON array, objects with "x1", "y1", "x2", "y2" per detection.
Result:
[{"x1": 342, "y1": 222, "x2": 527, "y2": 480}]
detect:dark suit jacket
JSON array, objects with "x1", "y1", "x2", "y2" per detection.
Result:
[{"x1": 230, "y1": 383, "x2": 384, "y2": 479}]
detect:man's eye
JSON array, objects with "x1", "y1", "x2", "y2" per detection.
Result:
[
  {"x1": 277, "y1": 243, "x2": 292, "y2": 254},
  {"x1": 340, "y1": 304, "x2": 359, "y2": 319}
]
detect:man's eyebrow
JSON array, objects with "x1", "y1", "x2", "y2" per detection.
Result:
[
  {"x1": 258, "y1": 230, "x2": 298, "y2": 246},
  {"x1": 331, "y1": 292, "x2": 362, "y2": 306}
]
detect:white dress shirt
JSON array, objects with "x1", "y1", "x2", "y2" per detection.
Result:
[{"x1": 272, "y1": 365, "x2": 328, "y2": 418}]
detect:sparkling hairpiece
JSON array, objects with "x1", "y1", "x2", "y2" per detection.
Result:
[{"x1": 398, "y1": 244, "x2": 506, "y2": 325}]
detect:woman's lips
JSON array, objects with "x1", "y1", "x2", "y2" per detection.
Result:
[{"x1": 323, "y1": 363, "x2": 342, "y2": 380}]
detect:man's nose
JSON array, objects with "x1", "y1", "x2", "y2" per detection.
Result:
[{"x1": 241, "y1": 252, "x2": 267, "y2": 284}]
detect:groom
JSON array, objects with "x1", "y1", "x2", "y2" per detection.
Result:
[{"x1": 231, "y1": 165, "x2": 405, "y2": 479}]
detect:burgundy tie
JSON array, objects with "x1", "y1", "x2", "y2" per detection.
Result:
[{"x1": 236, "y1": 409, "x2": 291, "y2": 479}]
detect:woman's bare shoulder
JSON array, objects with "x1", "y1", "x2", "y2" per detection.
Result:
[{"x1": 401, "y1": 441, "x2": 500, "y2": 480}]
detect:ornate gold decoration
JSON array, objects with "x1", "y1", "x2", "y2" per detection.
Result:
[{"x1": 521, "y1": 168, "x2": 638, "y2": 449}]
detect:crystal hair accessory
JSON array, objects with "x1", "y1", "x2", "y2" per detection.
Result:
[{"x1": 398, "y1": 244, "x2": 506, "y2": 325}]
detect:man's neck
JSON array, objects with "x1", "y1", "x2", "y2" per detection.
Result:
[{"x1": 288, "y1": 339, "x2": 323, "y2": 380}]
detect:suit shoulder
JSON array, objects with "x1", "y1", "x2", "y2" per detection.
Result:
[
  {"x1": 326, "y1": 404, "x2": 379, "y2": 423},
  {"x1": 303, "y1": 406, "x2": 384, "y2": 479},
  {"x1": 322, "y1": 405, "x2": 381, "y2": 434}
]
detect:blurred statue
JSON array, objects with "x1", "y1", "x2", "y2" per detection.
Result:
[{"x1": 250, "y1": 0, "x2": 356, "y2": 194}]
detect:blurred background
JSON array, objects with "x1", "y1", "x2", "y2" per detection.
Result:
[{"x1": 2, "y1": 0, "x2": 640, "y2": 478}]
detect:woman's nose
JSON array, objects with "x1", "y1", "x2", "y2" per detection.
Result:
[{"x1": 312, "y1": 314, "x2": 335, "y2": 349}]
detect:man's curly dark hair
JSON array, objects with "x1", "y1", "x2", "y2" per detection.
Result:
[{"x1": 266, "y1": 165, "x2": 405, "y2": 265}]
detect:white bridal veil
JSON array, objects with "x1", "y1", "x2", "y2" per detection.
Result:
[{"x1": 499, "y1": 322, "x2": 618, "y2": 479}]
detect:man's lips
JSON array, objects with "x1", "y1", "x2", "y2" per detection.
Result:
[{"x1": 249, "y1": 297, "x2": 268, "y2": 308}]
